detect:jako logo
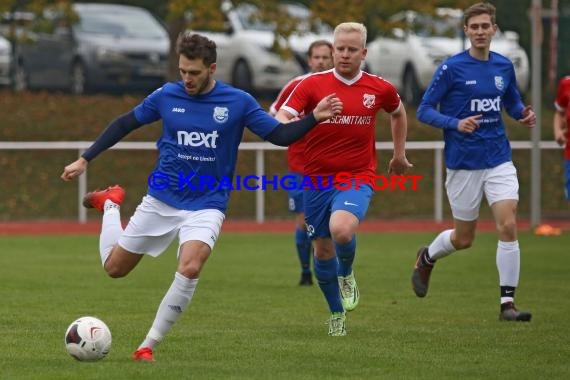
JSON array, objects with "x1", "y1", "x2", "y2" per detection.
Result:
[
  {"x1": 177, "y1": 130, "x2": 220, "y2": 148},
  {"x1": 470, "y1": 96, "x2": 501, "y2": 112},
  {"x1": 172, "y1": 107, "x2": 185, "y2": 113}
]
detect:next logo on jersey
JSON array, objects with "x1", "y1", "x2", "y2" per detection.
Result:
[
  {"x1": 177, "y1": 130, "x2": 220, "y2": 148},
  {"x1": 470, "y1": 96, "x2": 501, "y2": 113}
]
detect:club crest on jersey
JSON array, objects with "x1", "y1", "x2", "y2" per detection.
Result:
[
  {"x1": 363, "y1": 94, "x2": 375, "y2": 109},
  {"x1": 213, "y1": 107, "x2": 229, "y2": 123},
  {"x1": 494, "y1": 76, "x2": 504, "y2": 91}
]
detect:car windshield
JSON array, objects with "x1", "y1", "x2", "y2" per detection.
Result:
[
  {"x1": 76, "y1": 8, "x2": 167, "y2": 39},
  {"x1": 414, "y1": 14, "x2": 460, "y2": 38},
  {"x1": 389, "y1": 9, "x2": 463, "y2": 39},
  {"x1": 235, "y1": 2, "x2": 330, "y2": 33},
  {"x1": 235, "y1": 3, "x2": 273, "y2": 31}
]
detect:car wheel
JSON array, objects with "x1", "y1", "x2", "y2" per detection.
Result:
[
  {"x1": 402, "y1": 67, "x2": 422, "y2": 106},
  {"x1": 70, "y1": 62, "x2": 87, "y2": 95},
  {"x1": 232, "y1": 60, "x2": 254, "y2": 94},
  {"x1": 12, "y1": 60, "x2": 28, "y2": 92}
]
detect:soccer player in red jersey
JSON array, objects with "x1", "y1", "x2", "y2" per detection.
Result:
[
  {"x1": 270, "y1": 39, "x2": 334, "y2": 286},
  {"x1": 275, "y1": 22, "x2": 412, "y2": 336}
]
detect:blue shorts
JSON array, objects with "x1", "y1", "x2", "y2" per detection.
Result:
[
  {"x1": 564, "y1": 160, "x2": 570, "y2": 201},
  {"x1": 304, "y1": 183, "x2": 373, "y2": 239},
  {"x1": 287, "y1": 172, "x2": 304, "y2": 213}
]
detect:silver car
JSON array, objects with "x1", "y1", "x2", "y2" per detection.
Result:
[
  {"x1": 187, "y1": 0, "x2": 333, "y2": 95},
  {"x1": 11, "y1": 3, "x2": 170, "y2": 94},
  {"x1": 0, "y1": 35, "x2": 11, "y2": 86},
  {"x1": 365, "y1": 8, "x2": 530, "y2": 105}
]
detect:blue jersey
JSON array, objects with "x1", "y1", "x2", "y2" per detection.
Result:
[
  {"x1": 133, "y1": 80, "x2": 280, "y2": 212},
  {"x1": 417, "y1": 50, "x2": 526, "y2": 170}
]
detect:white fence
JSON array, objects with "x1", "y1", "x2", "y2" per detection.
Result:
[{"x1": 0, "y1": 140, "x2": 560, "y2": 223}]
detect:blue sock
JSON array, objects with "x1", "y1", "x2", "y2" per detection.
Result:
[
  {"x1": 314, "y1": 256, "x2": 343, "y2": 313},
  {"x1": 335, "y1": 237, "x2": 356, "y2": 277},
  {"x1": 295, "y1": 228, "x2": 312, "y2": 274}
]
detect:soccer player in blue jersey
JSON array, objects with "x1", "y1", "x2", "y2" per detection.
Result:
[
  {"x1": 411, "y1": 2, "x2": 536, "y2": 322},
  {"x1": 60, "y1": 32, "x2": 342, "y2": 362}
]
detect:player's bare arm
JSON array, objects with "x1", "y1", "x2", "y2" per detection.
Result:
[
  {"x1": 518, "y1": 105, "x2": 536, "y2": 128},
  {"x1": 553, "y1": 111, "x2": 567, "y2": 147},
  {"x1": 458, "y1": 114, "x2": 483, "y2": 133},
  {"x1": 61, "y1": 157, "x2": 89, "y2": 181},
  {"x1": 388, "y1": 103, "x2": 413, "y2": 175},
  {"x1": 275, "y1": 108, "x2": 295, "y2": 123}
]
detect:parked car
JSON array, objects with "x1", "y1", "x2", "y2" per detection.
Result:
[
  {"x1": 186, "y1": 0, "x2": 333, "y2": 95},
  {"x1": 365, "y1": 8, "x2": 530, "y2": 105},
  {"x1": 0, "y1": 35, "x2": 11, "y2": 86},
  {"x1": 10, "y1": 3, "x2": 170, "y2": 94}
]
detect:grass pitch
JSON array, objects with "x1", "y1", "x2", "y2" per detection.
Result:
[{"x1": 1, "y1": 231, "x2": 569, "y2": 379}]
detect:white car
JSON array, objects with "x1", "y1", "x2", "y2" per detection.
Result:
[
  {"x1": 365, "y1": 9, "x2": 530, "y2": 105},
  {"x1": 186, "y1": 0, "x2": 333, "y2": 95},
  {"x1": 0, "y1": 35, "x2": 11, "y2": 86}
]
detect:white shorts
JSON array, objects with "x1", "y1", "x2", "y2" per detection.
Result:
[
  {"x1": 118, "y1": 195, "x2": 225, "y2": 257},
  {"x1": 446, "y1": 161, "x2": 519, "y2": 221}
]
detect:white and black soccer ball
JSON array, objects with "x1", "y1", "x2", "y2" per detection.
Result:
[{"x1": 64, "y1": 316, "x2": 112, "y2": 361}]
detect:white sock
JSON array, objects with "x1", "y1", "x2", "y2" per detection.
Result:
[
  {"x1": 99, "y1": 200, "x2": 123, "y2": 266},
  {"x1": 428, "y1": 229, "x2": 455, "y2": 261},
  {"x1": 138, "y1": 272, "x2": 198, "y2": 350},
  {"x1": 496, "y1": 240, "x2": 520, "y2": 287}
]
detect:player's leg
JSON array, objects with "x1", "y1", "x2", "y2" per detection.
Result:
[
  {"x1": 305, "y1": 188, "x2": 345, "y2": 336},
  {"x1": 134, "y1": 209, "x2": 224, "y2": 361},
  {"x1": 82, "y1": 185, "x2": 127, "y2": 268},
  {"x1": 105, "y1": 194, "x2": 181, "y2": 278},
  {"x1": 289, "y1": 176, "x2": 312, "y2": 285},
  {"x1": 294, "y1": 211, "x2": 313, "y2": 285},
  {"x1": 330, "y1": 185, "x2": 373, "y2": 311},
  {"x1": 486, "y1": 162, "x2": 531, "y2": 321},
  {"x1": 412, "y1": 168, "x2": 483, "y2": 297}
]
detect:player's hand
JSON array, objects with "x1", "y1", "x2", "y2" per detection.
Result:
[
  {"x1": 312, "y1": 93, "x2": 342, "y2": 122},
  {"x1": 61, "y1": 158, "x2": 88, "y2": 181},
  {"x1": 388, "y1": 155, "x2": 413, "y2": 175},
  {"x1": 457, "y1": 114, "x2": 482, "y2": 133},
  {"x1": 519, "y1": 105, "x2": 536, "y2": 128}
]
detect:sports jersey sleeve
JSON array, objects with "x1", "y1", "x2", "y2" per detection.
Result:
[
  {"x1": 81, "y1": 111, "x2": 143, "y2": 161},
  {"x1": 133, "y1": 86, "x2": 164, "y2": 125},
  {"x1": 502, "y1": 65, "x2": 525, "y2": 120},
  {"x1": 555, "y1": 76, "x2": 570, "y2": 111},
  {"x1": 269, "y1": 78, "x2": 300, "y2": 115},
  {"x1": 417, "y1": 63, "x2": 460, "y2": 130},
  {"x1": 243, "y1": 93, "x2": 281, "y2": 138},
  {"x1": 279, "y1": 76, "x2": 314, "y2": 118}
]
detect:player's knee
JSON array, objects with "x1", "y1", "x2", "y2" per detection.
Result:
[
  {"x1": 178, "y1": 263, "x2": 201, "y2": 279},
  {"x1": 496, "y1": 219, "x2": 517, "y2": 239},
  {"x1": 330, "y1": 225, "x2": 354, "y2": 244},
  {"x1": 104, "y1": 263, "x2": 131, "y2": 278}
]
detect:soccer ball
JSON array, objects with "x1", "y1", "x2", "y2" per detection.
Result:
[{"x1": 64, "y1": 316, "x2": 112, "y2": 361}]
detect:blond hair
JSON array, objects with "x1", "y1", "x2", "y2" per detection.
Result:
[{"x1": 333, "y1": 22, "x2": 367, "y2": 48}]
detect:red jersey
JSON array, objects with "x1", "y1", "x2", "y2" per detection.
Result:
[
  {"x1": 270, "y1": 73, "x2": 311, "y2": 173},
  {"x1": 281, "y1": 69, "x2": 401, "y2": 181},
  {"x1": 554, "y1": 75, "x2": 570, "y2": 160}
]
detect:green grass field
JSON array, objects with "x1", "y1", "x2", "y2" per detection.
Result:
[{"x1": 1, "y1": 231, "x2": 569, "y2": 380}]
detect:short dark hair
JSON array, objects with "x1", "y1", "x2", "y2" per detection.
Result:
[
  {"x1": 176, "y1": 32, "x2": 217, "y2": 66},
  {"x1": 307, "y1": 39, "x2": 333, "y2": 57},
  {"x1": 463, "y1": 2, "x2": 496, "y2": 26}
]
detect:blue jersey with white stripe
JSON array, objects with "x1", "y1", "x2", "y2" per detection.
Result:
[
  {"x1": 417, "y1": 50, "x2": 525, "y2": 170},
  {"x1": 133, "y1": 80, "x2": 280, "y2": 212}
]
